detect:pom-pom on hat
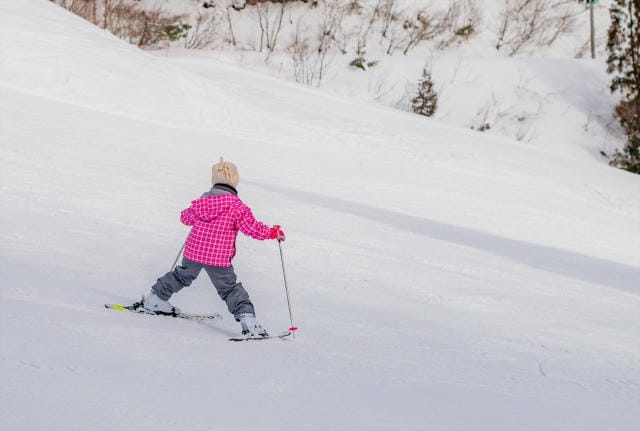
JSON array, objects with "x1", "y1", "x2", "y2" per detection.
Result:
[{"x1": 212, "y1": 156, "x2": 240, "y2": 188}]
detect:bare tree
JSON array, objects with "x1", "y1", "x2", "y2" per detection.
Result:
[
  {"x1": 51, "y1": 0, "x2": 94, "y2": 22},
  {"x1": 52, "y1": 0, "x2": 189, "y2": 48},
  {"x1": 224, "y1": 1, "x2": 239, "y2": 46},
  {"x1": 378, "y1": 0, "x2": 410, "y2": 55},
  {"x1": 194, "y1": 0, "x2": 241, "y2": 48},
  {"x1": 185, "y1": 10, "x2": 217, "y2": 49},
  {"x1": 495, "y1": 0, "x2": 578, "y2": 56},
  {"x1": 402, "y1": 9, "x2": 439, "y2": 55},
  {"x1": 378, "y1": 6, "x2": 439, "y2": 55},
  {"x1": 353, "y1": 1, "x2": 381, "y2": 59},
  {"x1": 289, "y1": 18, "x2": 318, "y2": 85},
  {"x1": 316, "y1": 0, "x2": 349, "y2": 54},
  {"x1": 437, "y1": 0, "x2": 481, "y2": 49},
  {"x1": 376, "y1": 0, "x2": 402, "y2": 40},
  {"x1": 256, "y1": 1, "x2": 287, "y2": 57},
  {"x1": 288, "y1": 5, "x2": 342, "y2": 86}
]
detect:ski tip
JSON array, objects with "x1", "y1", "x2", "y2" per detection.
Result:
[{"x1": 288, "y1": 326, "x2": 298, "y2": 332}]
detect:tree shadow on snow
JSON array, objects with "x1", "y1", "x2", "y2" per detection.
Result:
[{"x1": 248, "y1": 180, "x2": 640, "y2": 295}]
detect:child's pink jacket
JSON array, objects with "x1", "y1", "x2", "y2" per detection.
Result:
[{"x1": 180, "y1": 188, "x2": 274, "y2": 267}]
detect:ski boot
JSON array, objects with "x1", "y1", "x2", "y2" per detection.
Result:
[
  {"x1": 238, "y1": 313, "x2": 269, "y2": 338},
  {"x1": 143, "y1": 291, "x2": 181, "y2": 316}
]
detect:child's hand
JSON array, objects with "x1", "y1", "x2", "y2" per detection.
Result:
[{"x1": 270, "y1": 225, "x2": 285, "y2": 242}]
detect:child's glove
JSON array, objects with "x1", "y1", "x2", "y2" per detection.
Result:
[{"x1": 270, "y1": 225, "x2": 285, "y2": 242}]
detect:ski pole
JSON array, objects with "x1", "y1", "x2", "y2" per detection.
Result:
[
  {"x1": 170, "y1": 242, "x2": 186, "y2": 271},
  {"x1": 278, "y1": 240, "x2": 298, "y2": 337}
]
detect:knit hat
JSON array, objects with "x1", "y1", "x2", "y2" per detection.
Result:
[{"x1": 211, "y1": 156, "x2": 240, "y2": 188}]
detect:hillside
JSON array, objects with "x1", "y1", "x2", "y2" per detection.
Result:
[
  {"x1": 132, "y1": 0, "x2": 621, "y2": 160},
  {"x1": 1, "y1": 1, "x2": 639, "y2": 430}
]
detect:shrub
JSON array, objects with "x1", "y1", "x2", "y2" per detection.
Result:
[
  {"x1": 412, "y1": 66, "x2": 438, "y2": 117},
  {"x1": 52, "y1": 0, "x2": 190, "y2": 48},
  {"x1": 349, "y1": 56, "x2": 378, "y2": 70}
]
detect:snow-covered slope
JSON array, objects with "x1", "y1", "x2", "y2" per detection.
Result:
[
  {"x1": 133, "y1": 0, "x2": 621, "y2": 160},
  {"x1": 1, "y1": 1, "x2": 639, "y2": 430}
]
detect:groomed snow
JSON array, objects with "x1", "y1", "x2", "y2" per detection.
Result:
[{"x1": 1, "y1": 1, "x2": 639, "y2": 430}]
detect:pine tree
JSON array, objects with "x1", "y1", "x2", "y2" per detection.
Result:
[
  {"x1": 412, "y1": 67, "x2": 438, "y2": 117},
  {"x1": 607, "y1": 0, "x2": 640, "y2": 174}
]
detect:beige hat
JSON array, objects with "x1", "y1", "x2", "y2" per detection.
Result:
[{"x1": 212, "y1": 156, "x2": 240, "y2": 188}]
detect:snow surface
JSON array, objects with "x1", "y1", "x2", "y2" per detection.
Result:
[{"x1": 1, "y1": 1, "x2": 640, "y2": 430}]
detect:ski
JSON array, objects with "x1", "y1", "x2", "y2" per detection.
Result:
[
  {"x1": 228, "y1": 330, "x2": 293, "y2": 342},
  {"x1": 105, "y1": 299, "x2": 222, "y2": 321}
]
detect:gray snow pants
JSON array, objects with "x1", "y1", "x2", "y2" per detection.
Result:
[{"x1": 151, "y1": 257, "x2": 254, "y2": 320}]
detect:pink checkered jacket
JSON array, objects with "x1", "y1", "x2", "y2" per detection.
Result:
[{"x1": 180, "y1": 185, "x2": 274, "y2": 267}]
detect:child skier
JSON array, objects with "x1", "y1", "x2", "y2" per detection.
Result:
[{"x1": 143, "y1": 157, "x2": 285, "y2": 337}]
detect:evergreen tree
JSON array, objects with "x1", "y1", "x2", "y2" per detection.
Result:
[
  {"x1": 412, "y1": 67, "x2": 438, "y2": 117},
  {"x1": 607, "y1": 0, "x2": 640, "y2": 174}
]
